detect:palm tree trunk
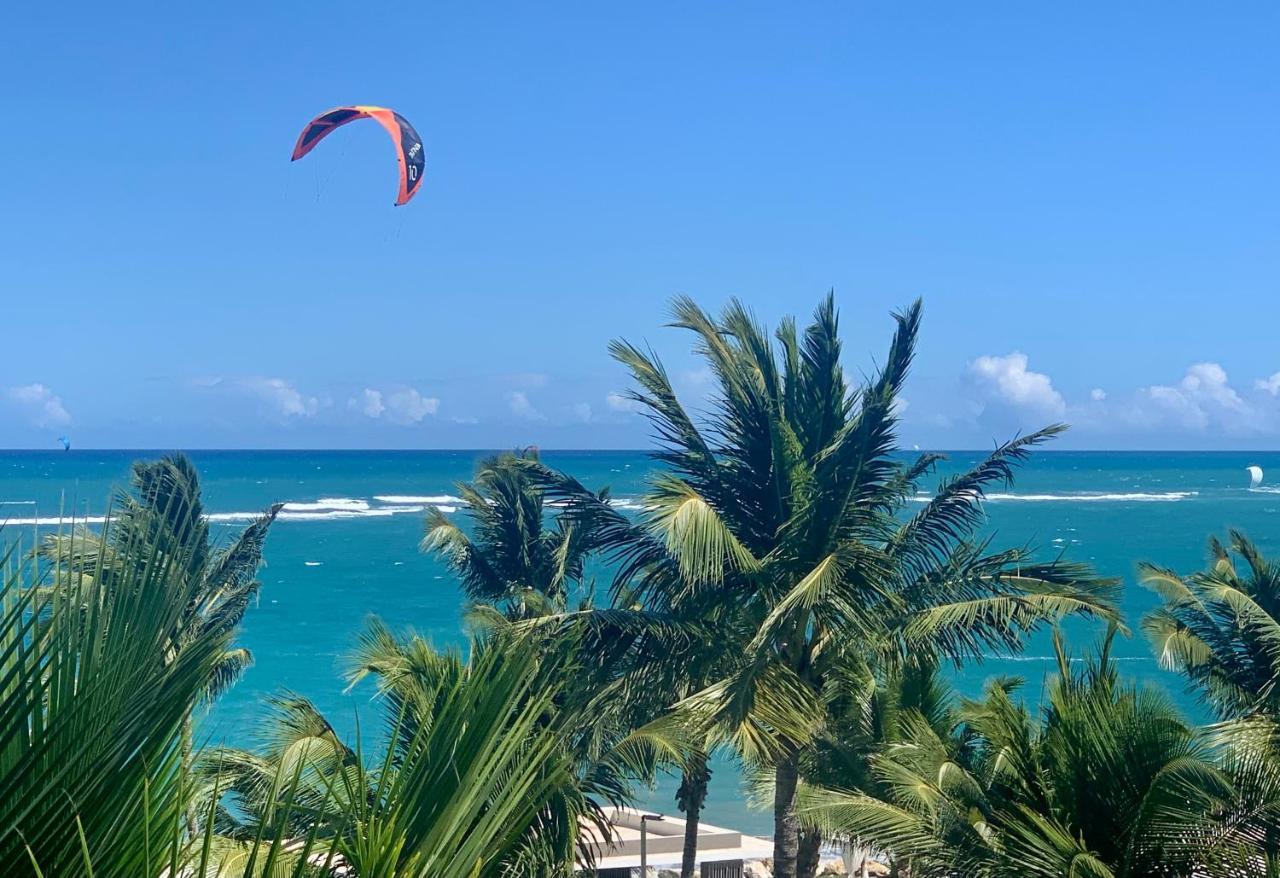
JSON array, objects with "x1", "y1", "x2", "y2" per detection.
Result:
[
  {"x1": 677, "y1": 754, "x2": 710, "y2": 878},
  {"x1": 773, "y1": 756, "x2": 801, "y2": 878},
  {"x1": 797, "y1": 827, "x2": 821, "y2": 878}
]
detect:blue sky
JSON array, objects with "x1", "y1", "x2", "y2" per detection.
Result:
[{"x1": 2, "y1": 2, "x2": 1277, "y2": 449}]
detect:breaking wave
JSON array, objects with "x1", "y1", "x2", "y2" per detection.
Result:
[
  {"x1": 3, "y1": 494, "x2": 458, "y2": 527},
  {"x1": 913, "y1": 491, "x2": 1197, "y2": 503},
  {"x1": 373, "y1": 495, "x2": 464, "y2": 505}
]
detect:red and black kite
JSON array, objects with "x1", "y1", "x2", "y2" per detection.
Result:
[{"x1": 291, "y1": 106, "x2": 425, "y2": 206}]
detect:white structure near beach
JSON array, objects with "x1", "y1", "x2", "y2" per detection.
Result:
[{"x1": 580, "y1": 807, "x2": 773, "y2": 877}]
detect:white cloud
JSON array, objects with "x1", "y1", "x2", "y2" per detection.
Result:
[
  {"x1": 385, "y1": 388, "x2": 439, "y2": 424},
  {"x1": 966, "y1": 352, "x2": 1066, "y2": 416},
  {"x1": 351, "y1": 388, "x2": 385, "y2": 418},
  {"x1": 1256, "y1": 373, "x2": 1280, "y2": 396},
  {"x1": 350, "y1": 387, "x2": 439, "y2": 424},
  {"x1": 6, "y1": 383, "x2": 71, "y2": 427},
  {"x1": 1138, "y1": 362, "x2": 1251, "y2": 431},
  {"x1": 507, "y1": 391, "x2": 544, "y2": 420},
  {"x1": 241, "y1": 377, "x2": 319, "y2": 418},
  {"x1": 606, "y1": 391, "x2": 643, "y2": 413},
  {"x1": 1090, "y1": 388, "x2": 1107, "y2": 402}
]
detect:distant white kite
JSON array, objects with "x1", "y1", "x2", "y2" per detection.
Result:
[{"x1": 1247, "y1": 465, "x2": 1263, "y2": 488}]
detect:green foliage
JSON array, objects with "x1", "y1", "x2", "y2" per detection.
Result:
[
  {"x1": 607, "y1": 293, "x2": 1119, "y2": 877},
  {"x1": 1142, "y1": 530, "x2": 1280, "y2": 719},
  {"x1": 422, "y1": 448, "x2": 602, "y2": 618},
  {"x1": 0, "y1": 458, "x2": 278, "y2": 877},
  {"x1": 206, "y1": 620, "x2": 675, "y2": 878},
  {"x1": 797, "y1": 629, "x2": 1280, "y2": 877},
  {"x1": 12, "y1": 300, "x2": 1280, "y2": 878}
]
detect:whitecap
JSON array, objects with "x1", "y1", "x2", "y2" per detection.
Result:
[
  {"x1": 374, "y1": 495, "x2": 463, "y2": 505},
  {"x1": 912, "y1": 491, "x2": 1196, "y2": 503},
  {"x1": 282, "y1": 498, "x2": 369, "y2": 512},
  {"x1": 0, "y1": 514, "x2": 109, "y2": 526},
  {"x1": 304, "y1": 561, "x2": 323, "y2": 567}
]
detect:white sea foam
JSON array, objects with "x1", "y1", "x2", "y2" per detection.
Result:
[
  {"x1": 374, "y1": 495, "x2": 463, "y2": 505},
  {"x1": 1, "y1": 514, "x2": 109, "y2": 526},
  {"x1": 282, "y1": 498, "x2": 369, "y2": 512},
  {"x1": 912, "y1": 491, "x2": 1196, "y2": 503},
  {"x1": 988, "y1": 491, "x2": 1195, "y2": 502},
  {"x1": 6, "y1": 490, "x2": 678, "y2": 528},
  {"x1": 205, "y1": 511, "x2": 270, "y2": 522},
  {"x1": 1248, "y1": 487, "x2": 1280, "y2": 495},
  {"x1": 303, "y1": 561, "x2": 323, "y2": 567}
]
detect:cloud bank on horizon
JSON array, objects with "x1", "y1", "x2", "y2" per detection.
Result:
[
  {"x1": 8, "y1": 350, "x2": 1280, "y2": 449},
  {"x1": 964, "y1": 354, "x2": 1280, "y2": 444}
]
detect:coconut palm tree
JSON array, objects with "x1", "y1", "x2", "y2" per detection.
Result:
[
  {"x1": 797, "y1": 660, "x2": 958, "y2": 877},
  {"x1": 205, "y1": 619, "x2": 684, "y2": 878},
  {"x1": 611, "y1": 294, "x2": 1121, "y2": 878},
  {"x1": 37, "y1": 455, "x2": 281, "y2": 835},
  {"x1": 529, "y1": 463, "x2": 751, "y2": 878},
  {"x1": 39, "y1": 454, "x2": 281, "y2": 705},
  {"x1": 422, "y1": 448, "x2": 602, "y2": 619},
  {"x1": 421, "y1": 451, "x2": 691, "y2": 865},
  {"x1": 0, "y1": 469, "x2": 282, "y2": 876},
  {"x1": 796, "y1": 629, "x2": 1272, "y2": 878},
  {"x1": 1142, "y1": 530, "x2": 1280, "y2": 719}
]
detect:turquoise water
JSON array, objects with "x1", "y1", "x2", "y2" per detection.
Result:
[{"x1": 3, "y1": 449, "x2": 1279, "y2": 834}]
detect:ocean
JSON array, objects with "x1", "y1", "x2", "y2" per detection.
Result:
[{"x1": 3, "y1": 448, "x2": 1278, "y2": 834}]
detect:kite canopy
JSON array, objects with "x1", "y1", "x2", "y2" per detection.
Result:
[{"x1": 291, "y1": 106, "x2": 425, "y2": 205}]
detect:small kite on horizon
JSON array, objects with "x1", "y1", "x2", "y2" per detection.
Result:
[{"x1": 291, "y1": 106, "x2": 425, "y2": 205}]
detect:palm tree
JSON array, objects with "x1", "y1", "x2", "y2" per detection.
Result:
[
  {"x1": 796, "y1": 629, "x2": 1270, "y2": 878},
  {"x1": 797, "y1": 660, "x2": 957, "y2": 877},
  {"x1": 1142, "y1": 530, "x2": 1280, "y2": 719},
  {"x1": 38, "y1": 455, "x2": 280, "y2": 834},
  {"x1": 206, "y1": 620, "x2": 681, "y2": 877},
  {"x1": 611, "y1": 294, "x2": 1120, "y2": 878},
  {"x1": 531, "y1": 463, "x2": 751, "y2": 878},
  {"x1": 0, "y1": 469, "x2": 274, "y2": 876},
  {"x1": 40, "y1": 455, "x2": 280, "y2": 703},
  {"x1": 422, "y1": 448, "x2": 601, "y2": 619}
]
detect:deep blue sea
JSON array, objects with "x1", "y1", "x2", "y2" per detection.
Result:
[{"x1": 4, "y1": 448, "x2": 1279, "y2": 834}]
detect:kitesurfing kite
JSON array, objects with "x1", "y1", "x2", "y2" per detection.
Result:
[
  {"x1": 291, "y1": 106, "x2": 425, "y2": 205},
  {"x1": 1248, "y1": 465, "x2": 1264, "y2": 488},
  {"x1": 57, "y1": 436, "x2": 70, "y2": 452}
]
